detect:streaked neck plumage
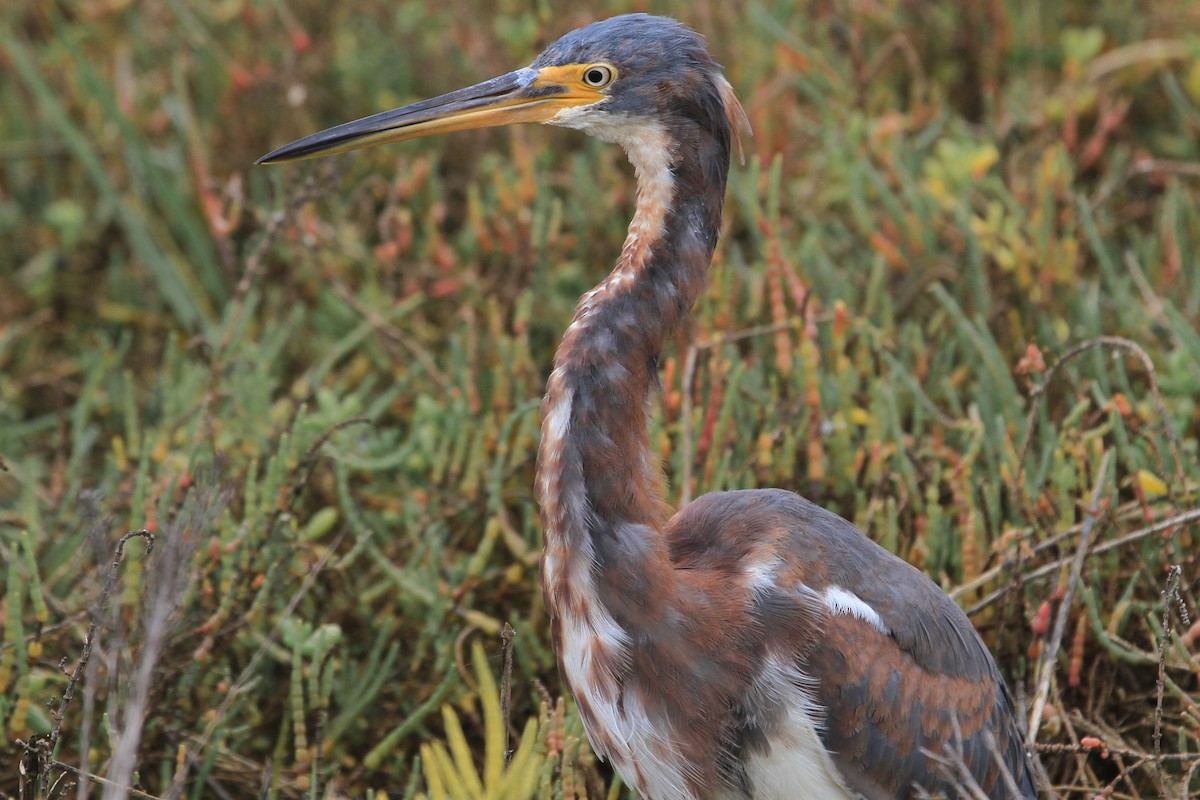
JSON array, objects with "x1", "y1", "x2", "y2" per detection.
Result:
[{"x1": 537, "y1": 104, "x2": 731, "y2": 660}]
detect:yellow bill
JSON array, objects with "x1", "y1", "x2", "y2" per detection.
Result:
[{"x1": 256, "y1": 65, "x2": 611, "y2": 164}]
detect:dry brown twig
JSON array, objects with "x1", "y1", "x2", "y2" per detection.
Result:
[
  {"x1": 1085, "y1": 39, "x2": 1194, "y2": 84},
  {"x1": 17, "y1": 530, "x2": 155, "y2": 800},
  {"x1": 500, "y1": 622, "x2": 517, "y2": 763},
  {"x1": 105, "y1": 484, "x2": 227, "y2": 800},
  {"x1": 1036, "y1": 732, "x2": 1200, "y2": 798},
  {"x1": 1154, "y1": 565, "x2": 1184, "y2": 792},
  {"x1": 958, "y1": 506, "x2": 1200, "y2": 616},
  {"x1": 1027, "y1": 450, "x2": 1113, "y2": 746}
]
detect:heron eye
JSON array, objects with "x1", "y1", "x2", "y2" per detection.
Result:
[{"x1": 582, "y1": 64, "x2": 615, "y2": 88}]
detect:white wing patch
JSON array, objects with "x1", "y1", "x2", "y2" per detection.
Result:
[
  {"x1": 744, "y1": 556, "x2": 782, "y2": 596},
  {"x1": 822, "y1": 586, "x2": 890, "y2": 634}
]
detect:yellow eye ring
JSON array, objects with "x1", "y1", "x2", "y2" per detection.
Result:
[{"x1": 582, "y1": 64, "x2": 616, "y2": 88}]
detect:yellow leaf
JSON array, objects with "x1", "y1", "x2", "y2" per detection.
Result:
[
  {"x1": 441, "y1": 706, "x2": 484, "y2": 800},
  {"x1": 968, "y1": 144, "x2": 999, "y2": 178},
  {"x1": 1187, "y1": 60, "x2": 1200, "y2": 105},
  {"x1": 1135, "y1": 470, "x2": 1168, "y2": 498},
  {"x1": 848, "y1": 408, "x2": 872, "y2": 427}
]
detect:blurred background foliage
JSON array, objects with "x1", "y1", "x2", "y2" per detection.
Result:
[{"x1": 2, "y1": 0, "x2": 1199, "y2": 797}]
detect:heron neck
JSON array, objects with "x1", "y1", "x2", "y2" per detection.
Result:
[{"x1": 538, "y1": 125, "x2": 729, "y2": 611}]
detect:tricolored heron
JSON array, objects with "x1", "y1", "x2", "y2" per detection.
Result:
[{"x1": 259, "y1": 14, "x2": 1037, "y2": 800}]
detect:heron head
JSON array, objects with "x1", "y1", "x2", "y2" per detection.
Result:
[{"x1": 256, "y1": 14, "x2": 745, "y2": 165}]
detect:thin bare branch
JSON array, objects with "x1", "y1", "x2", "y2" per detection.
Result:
[{"x1": 1027, "y1": 451, "x2": 1112, "y2": 746}]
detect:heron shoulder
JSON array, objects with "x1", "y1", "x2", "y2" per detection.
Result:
[
  {"x1": 669, "y1": 488, "x2": 997, "y2": 678},
  {"x1": 667, "y1": 489, "x2": 1035, "y2": 798}
]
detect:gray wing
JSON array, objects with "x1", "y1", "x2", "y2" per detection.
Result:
[
  {"x1": 665, "y1": 489, "x2": 1036, "y2": 799},
  {"x1": 772, "y1": 492, "x2": 1036, "y2": 799}
]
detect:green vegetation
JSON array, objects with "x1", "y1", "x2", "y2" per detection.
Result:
[{"x1": 2, "y1": 1, "x2": 1199, "y2": 797}]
